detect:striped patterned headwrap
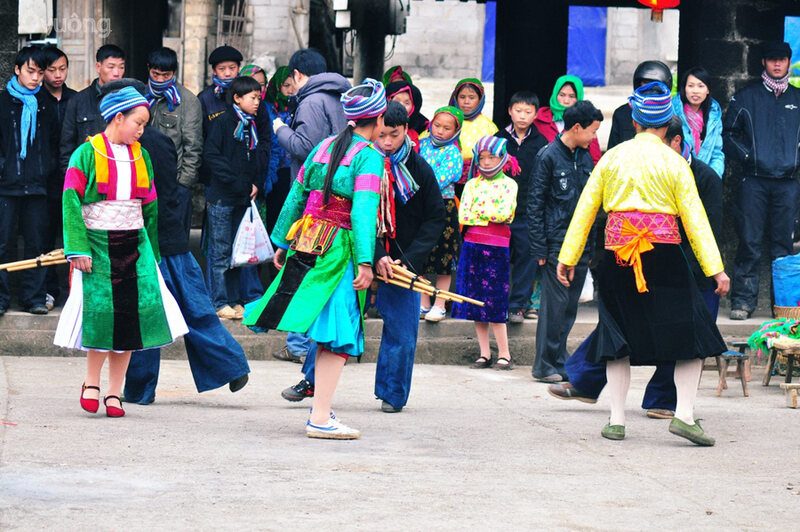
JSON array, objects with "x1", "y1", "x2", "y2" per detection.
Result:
[
  {"x1": 628, "y1": 81, "x2": 674, "y2": 128},
  {"x1": 99, "y1": 86, "x2": 150, "y2": 123},
  {"x1": 341, "y1": 78, "x2": 387, "y2": 121},
  {"x1": 469, "y1": 136, "x2": 509, "y2": 179}
]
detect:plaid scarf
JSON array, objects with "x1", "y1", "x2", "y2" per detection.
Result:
[
  {"x1": 147, "y1": 77, "x2": 181, "y2": 112},
  {"x1": 232, "y1": 104, "x2": 258, "y2": 150},
  {"x1": 213, "y1": 75, "x2": 233, "y2": 99},
  {"x1": 762, "y1": 70, "x2": 790, "y2": 98},
  {"x1": 388, "y1": 136, "x2": 418, "y2": 204}
]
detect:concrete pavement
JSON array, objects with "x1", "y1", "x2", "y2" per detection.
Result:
[{"x1": 1, "y1": 356, "x2": 798, "y2": 530}]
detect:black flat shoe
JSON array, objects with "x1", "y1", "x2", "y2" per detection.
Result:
[
  {"x1": 494, "y1": 356, "x2": 514, "y2": 371},
  {"x1": 229, "y1": 374, "x2": 249, "y2": 392},
  {"x1": 471, "y1": 355, "x2": 493, "y2": 369}
]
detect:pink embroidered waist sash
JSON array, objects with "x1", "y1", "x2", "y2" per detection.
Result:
[
  {"x1": 604, "y1": 211, "x2": 681, "y2": 249},
  {"x1": 301, "y1": 190, "x2": 352, "y2": 229},
  {"x1": 286, "y1": 192, "x2": 353, "y2": 256},
  {"x1": 464, "y1": 223, "x2": 511, "y2": 247},
  {"x1": 604, "y1": 211, "x2": 681, "y2": 293}
]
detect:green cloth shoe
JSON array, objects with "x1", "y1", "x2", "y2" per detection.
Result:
[
  {"x1": 668, "y1": 418, "x2": 715, "y2": 446},
  {"x1": 601, "y1": 423, "x2": 625, "y2": 440}
]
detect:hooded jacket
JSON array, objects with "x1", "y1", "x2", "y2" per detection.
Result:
[
  {"x1": 276, "y1": 72, "x2": 351, "y2": 180},
  {"x1": 672, "y1": 95, "x2": 725, "y2": 177}
]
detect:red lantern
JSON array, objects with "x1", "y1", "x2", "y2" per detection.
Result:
[{"x1": 637, "y1": 0, "x2": 680, "y2": 22}]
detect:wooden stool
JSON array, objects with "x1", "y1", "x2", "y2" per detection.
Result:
[
  {"x1": 763, "y1": 341, "x2": 800, "y2": 386},
  {"x1": 780, "y1": 383, "x2": 800, "y2": 408},
  {"x1": 730, "y1": 341, "x2": 752, "y2": 382},
  {"x1": 716, "y1": 350, "x2": 750, "y2": 397}
]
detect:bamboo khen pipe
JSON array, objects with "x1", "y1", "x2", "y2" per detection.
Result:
[
  {"x1": 378, "y1": 264, "x2": 485, "y2": 307},
  {"x1": 0, "y1": 249, "x2": 67, "y2": 272}
]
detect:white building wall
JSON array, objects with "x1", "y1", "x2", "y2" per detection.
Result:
[
  {"x1": 249, "y1": 0, "x2": 308, "y2": 75},
  {"x1": 386, "y1": 0, "x2": 485, "y2": 80}
]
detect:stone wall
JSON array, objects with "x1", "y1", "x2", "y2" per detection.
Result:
[
  {"x1": 182, "y1": 0, "x2": 218, "y2": 95},
  {"x1": 0, "y1": 0, "x2": 20, "y2": 85},
  {"x1": 605, "y1": 7, "x2": 679, "y2": 86},
  {"x1": 249, "y1": 0, "x2": 307, "y2": 72},
  {"x1": 385, "y1": 0, "x2": 485, "y2": 80}
]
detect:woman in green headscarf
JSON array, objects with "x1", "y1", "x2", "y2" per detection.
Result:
[
  {"x1": 533, "y1": 74, "x2": 601, "y2": 163},
  {"x1": 263, "y1": 66, "x2": 296, "y2": 233}
]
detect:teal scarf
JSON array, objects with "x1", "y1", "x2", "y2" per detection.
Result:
[{"x1": 6, "y1": 76, "x2": 40, "y2": 159}]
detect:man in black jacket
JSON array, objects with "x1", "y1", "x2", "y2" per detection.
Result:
[
  {"x1": 0, "y1": 46, "x2": 60, "y2": 315},
  {"x1": 104, "y1": 79, "x2": 251, "y2": 404},
  {"x1": 724, "y1": 40, "x2": 800, "y2": 320},
  {"x1": 40, "y1": 45, "x2": 77, "y2": 308},
  {"x1": 280, "y1": 102, "x2": 446, "y2": 413},
  {"x1": 528, "y1": 101, "x2": 602, "y2": 382},
  {"x1": 495, "y1": 91, "x2": 548, "y2": 322},
  {"x1": 59, "y1": 44, "x2": 125, "y2": 174}
]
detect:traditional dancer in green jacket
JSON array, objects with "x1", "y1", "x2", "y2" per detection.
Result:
[
  {"x1": 55, "y1": 86, "x2": 188, "y2": 418},
  {"x1": 244, "y1": 79, "x2": 387, "y2": 439}
]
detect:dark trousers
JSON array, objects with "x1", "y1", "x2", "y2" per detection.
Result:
[
  {"x1": 44, "y1": 195, "x2": 65, "y2": 299},
  {"x1": 124, "y1": 252, "x2": 250, "y2": 404},
  {"x1": 0, "y1": 195, "x2": 48, "y2": 309},
  {"x1": 564, "y1": 283, "x2": 721, "y2": 410},
  {"x1": 302, "y1": 282, "x2": 421, "y2": 408},
  {"x1": 731, "y1": 176, "x2": 800, "y2": 312},
  {"x1": 566, "y1": 332, "x2": 677, "y2": 410},
  {"x1": 508, "y1": 217, "x2": 538, "y2": 312},
  {"x1": 533, "y1": 259, "x2": 587, "y2": 379}
]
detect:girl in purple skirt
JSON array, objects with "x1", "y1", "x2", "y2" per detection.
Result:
[{"x1": 452, "y1": 136, "x2": 518, "y2": 370}]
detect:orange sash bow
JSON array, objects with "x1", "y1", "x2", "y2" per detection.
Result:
[{"x1": 611, "y1": 218, "x2": 655, "y2": 293}]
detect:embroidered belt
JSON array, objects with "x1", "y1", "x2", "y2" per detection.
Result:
[
  {"x1": 464, "y1": 223, "x2": 511, "y2": 247},
  {"x1": 81, "y1": 200, "x2": 143, "y2": 230},
  {"x1": 286, "y1": 192, "x2": 352, "y2": 256},
  {"x1": 604, "y1": 211, "x2": 681, "y2": 293}
]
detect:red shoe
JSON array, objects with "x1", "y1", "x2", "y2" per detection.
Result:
[
  {"x1": 103, "y1": 395, "x2": 125, "y2": 418},
  {"x1": 80, "y1": 383, "x2": 100, "y2": 413}
]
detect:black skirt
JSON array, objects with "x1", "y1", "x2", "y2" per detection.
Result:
[{"x1": 586, "y1": 245, "x2": 726, "y2": 366}]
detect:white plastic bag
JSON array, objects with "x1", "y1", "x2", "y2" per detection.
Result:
[
  {"x1": 231, "y1": 200, "x2": 274, "y2": 267},
  {"x1": 579, "y1": 269, "x2": 594, "y2": 303}
]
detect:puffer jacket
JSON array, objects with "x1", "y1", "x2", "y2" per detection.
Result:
[{"x1": 276, "y1": 72, "x2": 351, "y2": 180}]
